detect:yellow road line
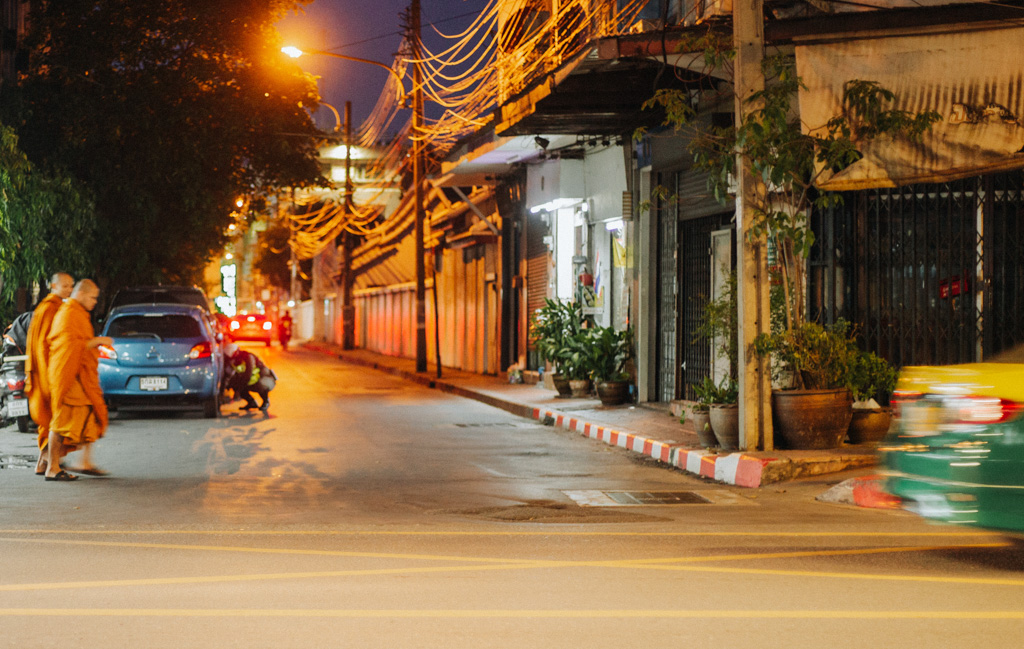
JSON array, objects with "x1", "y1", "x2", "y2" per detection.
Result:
[
  {"x1": 619, "y1": 561, "x2": 1024, "y2": 586},
  {"x1": 0, "y1": 536, "x2": 537, "y2": 565},
  {"x1": 0, "y1": 562, "x2": 553, "y2": 592},
  {"x1": 0, "y1": 529, "x2": 1001, "y2": 537},
  {"x1": 621, "y1": 542, "x2": 1009, "y2": 565},
  {"x1": 3, "y1": 536, "x2": 1020, "y2": 591},
  {"x1": 1, "y1": 608, "x2": 1023, "y2": 619},
  {"x1": 3, "y1": 536, "x2": 1004, "y2": 573}
]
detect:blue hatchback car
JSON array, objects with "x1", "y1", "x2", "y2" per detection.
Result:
[{"x1": 98, "y1": 304, "x2": 223, "y2": 418}]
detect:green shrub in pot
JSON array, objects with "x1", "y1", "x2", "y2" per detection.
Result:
[
  {"x1": 848, "y1": 350, "x2": 897, "y2": 406},
  {"x1": 529, "y1": 298, "x2": 583, "y2": 373}
]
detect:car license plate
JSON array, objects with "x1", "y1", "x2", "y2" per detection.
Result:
[
  {"x1": 8, "y1": 398, "x2": 28, "y2": 418},
  {"x1": 139, "y1": 376, "x2": 168, "y2": 391}
]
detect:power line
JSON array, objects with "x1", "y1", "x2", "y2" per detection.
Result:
[{"x1": 323, "y1": 9, "x2": 484, "y2": 53}]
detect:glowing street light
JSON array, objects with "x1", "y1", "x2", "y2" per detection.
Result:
[
  {"x1": 283, "y1": 27, "x2": 427, "y2": 373},
  {"x1": 281, "y1": 46, "x2": 405, "y2": 92}
]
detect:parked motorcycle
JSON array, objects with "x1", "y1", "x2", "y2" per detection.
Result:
[{"x1": 1, "y1": 316, "x2": 32, "y2": 433}]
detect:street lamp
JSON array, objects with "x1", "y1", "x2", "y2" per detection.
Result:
[
  {"x1": 282, "y1": 38, "x2": 429, "y2": 373},
  {"x1": 281, "y1": 46, "x2": 405, "y2": 98}
]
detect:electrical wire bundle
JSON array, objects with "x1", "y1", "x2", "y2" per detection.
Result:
[{"x1": 289, "y1": 0, "x2": 652, "y2": 260}]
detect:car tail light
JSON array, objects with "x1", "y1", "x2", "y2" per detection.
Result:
[
  {"x1": 247, "y1": 316, "x2": 256, "y2": 322},
  {"x1": 189, "y1": 342, "x2": 212, "y2": 360},
  {"x1": 6, "y1": 378, "x2": 24, "y2": 391},
  {"x1": 263, "y1": 321, "x2": 272, "y2": 330},
  {"x1": 230, "y1": 321, "x2": 240, "y2": 331},
  {"x1": 98, "y1": 345, "x2": 117, "y2": 360}
]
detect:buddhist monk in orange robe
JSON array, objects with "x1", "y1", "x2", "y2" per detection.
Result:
[
  {"x1": 44, "y1": 280, "x2": 111, "y2": 481},
  {"x1": 25, "y1": 272, "x2": 74, "y2": 474}
]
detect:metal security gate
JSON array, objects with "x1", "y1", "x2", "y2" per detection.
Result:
[
  {"x1": 655, "y1": 177, "x2": 678, "y2": 403},
  {"x1": 679, "y1": 212, "x2": 734, "y2": 400},
  {"x1": 983, "y1": 172, "x2": 1024, "y2": 358},
  {"x1": 811, "y1": 172, "x2": 1024, "y2": 368}
]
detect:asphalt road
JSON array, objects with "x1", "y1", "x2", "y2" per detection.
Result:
[{"x1": 1, "y1": 345, "x2": 1023, "y2": 648}]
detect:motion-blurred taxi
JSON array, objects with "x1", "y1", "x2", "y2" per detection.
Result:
[
  {"x1": 229, "y1": 312, "x2": 273, "y2": 346},
  {"x1": 881, "y1": 346, "x2": 1024, "y2": 533}
]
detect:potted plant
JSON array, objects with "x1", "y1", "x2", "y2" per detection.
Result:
[
  {"x1": 701, "y1": 376, "x2": 739, "y2": 451},
  {"x1": 529, "y1": 298, "x2": 582, "y2": 397},
  {"x1": 683, "y1": 399, "x2": 716, "y2": 449},
  {"x1": 754, "y1": 321, "x2": 858, "y2": 449},
  {"x1": 846, "y1": 350, "x2": 897, "y2": 443},
  {"x1": 557, "y1": 328, "x2": 594, "y2": 398},
  {"x1": 582, "y1": 325, "x2": 634, "y2": 406}
]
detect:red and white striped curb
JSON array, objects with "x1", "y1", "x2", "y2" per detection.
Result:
[{"x1": 531, "y1": 408, "x2": 775, "y2": 488}]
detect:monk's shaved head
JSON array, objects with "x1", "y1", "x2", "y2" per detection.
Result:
[
  {"x1": 50, "y1": 272, "x2": 74, "y2": 299},
  {"x1": 72, "y1": 279, "x2": 100, "y2": 312},
  {"x1": 72, "y1": 279, "x2": 97, "y2": 296}
]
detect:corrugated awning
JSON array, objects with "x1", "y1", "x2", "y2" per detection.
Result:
[{"x1": 797, "y1": 25, "x2": 1024, "y2": 190}]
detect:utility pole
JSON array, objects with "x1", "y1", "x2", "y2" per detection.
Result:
[
  {"x1": 411, "y1": 0, "x2": 427, "y2": 372},
  {"x1": 733, "y1": 0, "x2": 774, "y2": 450},
  {"x1": 341, "y1": 100, "x2": 356, "y2": 349}
]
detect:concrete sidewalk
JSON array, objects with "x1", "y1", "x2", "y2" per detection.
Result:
[{"x1": 304, "y1": 342, "x2": 879, "y2": 489}]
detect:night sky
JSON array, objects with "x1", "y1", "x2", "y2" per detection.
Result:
[{"x1": 277, "y1": 0, "x2": 491, "y2": 131}]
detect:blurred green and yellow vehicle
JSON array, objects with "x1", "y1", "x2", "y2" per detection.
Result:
[{"x1": 881, "y1": 348, "x2": 1024, "y2": 532}]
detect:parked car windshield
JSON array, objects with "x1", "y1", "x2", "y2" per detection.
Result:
[{"x1": 108, "y1": 315, "x2": 202, "y2": 340}]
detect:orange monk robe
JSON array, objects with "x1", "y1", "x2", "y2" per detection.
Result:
[
  {"x1": 47, "y1": 299, "x2": 107, "y2": 448},
  {"x1": 24, "y1": 293, "x2": 63, "y2": 451}
]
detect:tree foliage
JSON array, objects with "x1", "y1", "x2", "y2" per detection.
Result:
[
  {"x1": 0, "y1": 124, "x2": 95, "y2": 319},
  {"x1": 642, "y1": 40, "x2": 940, "y2": 338},
  {"x1": 3, "y1": 0, "x2": 325, "y2": 291},
  {"x1": 254, "y1": 221, "x2": 292, "y2": 291}
]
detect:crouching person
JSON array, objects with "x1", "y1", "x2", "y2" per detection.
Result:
[{"x1": 224, "y1": 343, "x2": 276, "y2": 412}]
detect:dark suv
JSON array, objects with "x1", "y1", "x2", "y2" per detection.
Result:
[
  {"x1": 106, "y1": 285, "x2": 213, "y2": 315},
  {"x1": 104, "y1": 285, "x2": 226, "y2": 345}
]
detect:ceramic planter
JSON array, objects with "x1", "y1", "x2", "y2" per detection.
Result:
[
  {"x1": 847, "y1": 407, "x2": 892, "y2": 444},
  {"x1": 568, "y1": 378, "x2": 592, "y2": 398},
  {"x1": 551, "y1": 373, "x2": 572, "y2": 398},
  {"x1": 709, "y1": 404, "x2": 739, "y2": 450},
  {"x1": 772, "y1": 388, "x2": 853, "y2": 449},
  {"x1": 595, "y1": 380, "x2": 630, "y2": 406},
  {"x1": 689, "y1": 409, "x2": 717, "y2": 448}
]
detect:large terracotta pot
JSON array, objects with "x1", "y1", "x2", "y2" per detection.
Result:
[
  {"x1": 709, "y1": 404, "x2": 739, "y2": 451},
  {"x1": 568, "y1": 379, "x2": 592, "y2": 398},
  {"x1": 596, "y1": 380, "x2": 630, "y2": 406},
  {"x1": 551, "y1": 373, "x2": 572, "y2": 398},
  {"x1": 690, "y1": 409, "x2": 716, "y2": 448},
  {"x1": 847, "y1": 407, "x2": 893, "y2": 444},
  {"x1": 772, "y1": 388, "x2": 853, "y2": 449}
]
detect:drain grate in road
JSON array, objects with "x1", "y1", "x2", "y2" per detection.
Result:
[
  {"x1": 564, "y1": 489, "x2": 750, "y2": 507},
  {"x1": 606, "y1": 491, "x2": 711, "y2": 505},
  {"x1": 453, "y1": 422, "x2": 538, "y2": 429}
]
